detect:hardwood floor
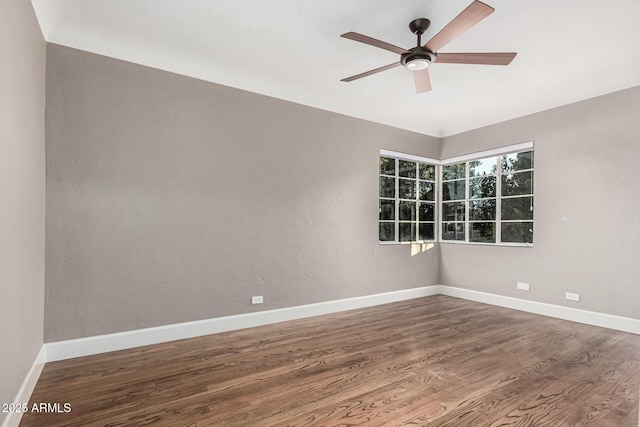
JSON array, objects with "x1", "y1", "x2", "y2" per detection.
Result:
[{"x1": 21, "y1": 296, "x2": 640, "y2": 426}]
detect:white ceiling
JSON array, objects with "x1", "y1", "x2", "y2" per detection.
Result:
[{"x1": 32, "y1": 0, "x2": 640, "y2": 137}]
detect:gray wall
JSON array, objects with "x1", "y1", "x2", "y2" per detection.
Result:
[
  {"x1": 43, "y1": 42, "x2": 640, "y2": 344},
  {"x1": 44, "y1": 44, "x2": 441, "y2": 342},
  {"x1": 440, "y1": 86, "x2": 640, "y2": 319},
  {"x1": 0, "y1": 0, "x2": 46, "y2": 422}
]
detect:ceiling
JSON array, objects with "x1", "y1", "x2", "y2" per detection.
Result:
[{"x1": 31, "y1": 0, "x2": 640, "y2": 137}]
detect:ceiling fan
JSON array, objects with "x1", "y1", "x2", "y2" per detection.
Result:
[{"x1": 340, "y1": 0, "x2": 517, "y2": 93}]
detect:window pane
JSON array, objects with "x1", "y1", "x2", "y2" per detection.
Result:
[
  {"x1": 419, "y1": 163, "x2": 435, "y2": 181},
  {"x1": 379, "y1": 200, "x2": 395, "y2": 220},
  {"x1": 501, "y1": 222, "x2": 533, "y2": 243},
  {"x1": 442, "y1": 223, "x2": 465, "y2": 241},
  {"x1": 469, "y1": 199, "x2": 496, "y2": 221},
  {"x1": 470, "y1": 222, "x2": 496, "y2": 243},
  {"x1": 418, "y1": 202, "x2": 434, "y2": 221},
  {"x1": 399, "y1": 223, "x2": 416, "y2": 242},
  {"x1": 442, "y1": 202, "x2": 465, "y2": 222},
  {"x1": 442, "y1": 163, "x2": 466, "y2": 180},
  {"x1": 502, "y1": 196, "x2": 533, "y2": 220},
  {"x1": 469, "y1": 158, "x2": 497, "y2": 177},
  {"x1": 399, "y1": 201, "x2": 416, "y2": 221},
  {"x1": 399, "y1": 179, "x2": 416, "y2": 199},
  {"x1": 399, "y1": 160, "x2": 416, "y2": 178},
  {"x1": 501, "y1": 151, "x2": 533, "y2": 172},
  {"x1": 502, "y1": 171, "x2": 533, "y2": 196},
  {"x1": 419, "y1": 223, "x2": 435, "y2": 241},
  {"x1": 419, "y1": 181, "x2": 435, "y2": 201},
  {"x1": 442, "y1": 180, "x2": 465, "y2": 201},
  {"x1": 380, "y1": 157, "x2": 395, "y2": 175},
  {"x1": 469, "y1": 176, "x2": 496, "y2": 199},
  {"x1": 379, "y1": 222, "x2": 395, "y2": 241},
  {"x1": 379, "y1": 176, "x2": 395, "y2": 198}
]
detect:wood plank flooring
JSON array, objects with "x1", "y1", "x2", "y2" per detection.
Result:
[{"x1": 21, "y1": 295, "x2": 640, "y2": 426}]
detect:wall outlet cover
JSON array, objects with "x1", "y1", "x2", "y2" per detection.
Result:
[{"x1": 565, "y1": 292, "x2": 580, "y2": 302}]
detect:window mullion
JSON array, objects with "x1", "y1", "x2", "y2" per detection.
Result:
[
  {"x1": 414, "y1": 163, "x2": 419, "y2": 241},
  {"x1": 395, "y1": 158, "x2": 399, "y2": 242},
  {"x1": 496, "y1": 155, "x2": 502, "y2": 244},
  {"x1": 465, "y1": 161, "x2": 470, "y2": 242},
  {"x1": 436, "y1": 164, "x2": 441, "y2": 242}
]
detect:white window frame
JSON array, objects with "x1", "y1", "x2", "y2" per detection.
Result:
[
  {"x1": 380, "y1": 141, "x2": 534, "y2": 247},
  {"x1": 379, "y1": 151, "x2": 439, "y2": 245}
]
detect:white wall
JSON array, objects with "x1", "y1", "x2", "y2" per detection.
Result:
[{"x1": 0, "y1": 0, "x2": 46, "y2": 424}]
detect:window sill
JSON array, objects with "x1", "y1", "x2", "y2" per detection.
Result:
[
  {"x1": 440, "y1": 240, "x2": 533, "y2": 248},
  {"x1": 378, "y1": 240, "x2": 436, "y2": 246},
  {"x1": 379, "y1": 240, "x2": 533, "y2": 247}
]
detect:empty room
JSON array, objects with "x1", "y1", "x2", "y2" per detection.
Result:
[{"x1": 2, "y1": 0, "x2": 640, "y2": 426}]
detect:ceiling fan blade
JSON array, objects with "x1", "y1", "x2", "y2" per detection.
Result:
[
  {"x1": 341, "y1": 62, "x2": 402, "y2": 82},
  {"x1": 436, "y1": 52, "x2": 517, "y2": 65},
  {"x1": 341, "y1": 32, "x2": 410, "y2": 55},
  {"x1": 425, "y1": 1, "x2": 494, "y2": 53},
  {"x1": 413, "y1": 68, "x2": 432, "y2": 93}
]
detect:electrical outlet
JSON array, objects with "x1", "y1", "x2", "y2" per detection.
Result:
[
  {"x1": 251, "y1": 296, "x2": 263, "y2": 305},
  {"x1": 565, "y1": 292, "x2": 580, "y2": 302},
  {"x1": 517, "y1": 282, "x2": 530, "y2": 291}
]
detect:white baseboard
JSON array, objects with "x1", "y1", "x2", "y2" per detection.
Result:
[
  {"x1": 45, "y1": 286, "x2": 440, "y2": 362},
  {"x1": 438, "y1": 285, "x2": 640, "y2": 335},
  {"x1": 44, "y1": 284, "x2": 639, "y2": 364},
  {"x1": 2, "y1": 345, "x2": 46, "y2": 427}
]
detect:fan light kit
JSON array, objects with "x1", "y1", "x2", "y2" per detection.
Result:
[
  {"x1": 340, "y1": 1, "x2": 517, "y2": 93},
  {"x1": 405, "y1": 57, "x2": 431, "y2": 71}
]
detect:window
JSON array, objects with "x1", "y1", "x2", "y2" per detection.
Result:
[
  {"x1": 500, "y1": 151, "x2": 534, "y2": 243},
  {"x1": 440, "y1": 149, "x2": 534, "y2": 245},
  {"x1": 441, "y1": 163, "x2": 466, "y2": 241},
  {"x1": 380, "y1": 144, "x2": 533, "y2": 246},
  {"x1": 379, "y1": 156, "x2": 436, "y2": 243},
  {"x1": 469, "y1": 157, "x2": 498, "y2": 243}
]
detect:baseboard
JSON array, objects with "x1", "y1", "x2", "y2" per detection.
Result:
[
  {"x1": 45, "y1": 286, "x2": 440, "y2": 362},
  {"x1": 438, "y1": 285, "x2": 640, "y2": 335},
  {"x1": 2, "y1": 345, "x2": 46, "y2": 427},
  {"x1": 44, "y1": 284, "x2": 639, "y2": 363}
]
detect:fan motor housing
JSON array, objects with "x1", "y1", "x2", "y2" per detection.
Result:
[{"x1": 401, "y1": 48, "x2": 436, "y2": 67}]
